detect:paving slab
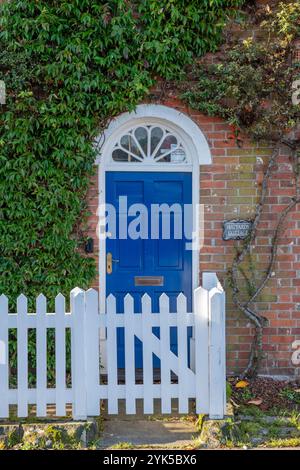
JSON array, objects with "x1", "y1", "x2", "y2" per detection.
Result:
[{"x1": 98, "y1": 418, "x2": 198, "y2": 449}]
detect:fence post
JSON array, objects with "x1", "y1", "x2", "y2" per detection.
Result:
[
  {"x1": 85, "y1": 289, "x2": 100, "y2": 416},
  {"x1": 203, "y1": 273, "x2": 226, "y2": 419},
  {"x1": 71, "y1": 287, "x2": 87, "y2": 420},
  {"x1": 193, "y1": 286, "x2": 209, "y2": 414}
]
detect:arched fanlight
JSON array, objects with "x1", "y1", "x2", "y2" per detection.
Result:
[{"x1": 111, "y1": 125, "x2": 188, "y2": 164}]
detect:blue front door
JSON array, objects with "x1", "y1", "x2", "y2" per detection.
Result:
[{"x1": 106, "y1": 171, "x2": 192, "y2": 367}]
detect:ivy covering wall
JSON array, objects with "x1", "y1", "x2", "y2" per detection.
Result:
[{"x1": 0, "y1": 0, "x2": 243, "y2": 306}]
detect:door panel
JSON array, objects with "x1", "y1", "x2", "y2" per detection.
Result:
[{"x1": 106, "y1": 171, "x2": 192, "y2": 368}]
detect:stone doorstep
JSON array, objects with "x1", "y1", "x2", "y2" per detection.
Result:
[
  {"x1": 98, "y1": 403, "x2": 233, "y2": 448},
  {"x1": 0, "y1": 419, "x2": 100, "y2": 448}
]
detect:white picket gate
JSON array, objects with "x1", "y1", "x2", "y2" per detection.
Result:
[{"x1": 0, "y1": 273, "x2": 226, "y2": 420}]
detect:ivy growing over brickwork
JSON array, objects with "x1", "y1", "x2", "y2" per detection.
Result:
[
  {"x1": 0, "y1": 0, "x2": 243, "y2": 307},
  {"x1": 182, "y1": 1, "x2": 300, "y2": 376}
]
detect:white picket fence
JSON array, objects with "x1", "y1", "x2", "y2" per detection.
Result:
[{"x1": 0, "y1": 273, "x2": 226, "y2": 420}]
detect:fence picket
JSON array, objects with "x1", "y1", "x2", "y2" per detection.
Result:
[
  {"x1": 194, "y1": 287, "x2": 209, "y2": 414},
  {"x1": 142, "y1": 294, "x2": 153, "y2": 414},
  {"x1": 55, "y1": 293, "x2": 66, "y2": 416},
  {"x1": 209, "y1": 287, "x2": 226, "y2": 419},
  {"x1": 0, "y1": 295, "x2": 9, "y2": 418},
  {"x1": 159, "y1": 294, "x2": 171, "y2": 413},
  {"x1": 106, "y1": 294, "x2": 118, "y2": 414},
  {"x1": 177, "y1": 293, "x2": 189, "y2": 414},
  {"x1": 124, "y1": 294, "x2": 136, "y2": 414},
  {"x1": 85, "y1": 289, "x2": 100, "y2": 416},
  {"x1": 17, "y1": 294, "x2": 28, "y2": 417},
  {"x1": 36, "y1": 294, "x2": 47, "y2": 417},
  {"x1": 71, "y1": 288, "x2": 87, "y2": 420}
]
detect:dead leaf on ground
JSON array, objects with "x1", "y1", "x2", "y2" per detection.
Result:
[
  {"x1": 235, "y1": 380, "x2": 249, "y2": 389},
  {"x1": 247, "y1": 398, "x2": 263, "y2": 406}
]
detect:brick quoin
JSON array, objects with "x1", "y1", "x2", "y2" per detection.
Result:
[{"x1": 85, "y1": 89, "x2": 300, "y2": 379}]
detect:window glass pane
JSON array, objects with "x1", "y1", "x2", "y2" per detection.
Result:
[
  {"x1": 155, "y1": 134, "x2": 178, "y2": 159},
  {"x1": 112, "y1": 148, "x2": 141, "y2": 162},
  {"x1": 134, "y1": 127, "x2": 148, "y2": 155},
  {"x1": 150, "y1": 127, "x2": 164, "y2": 154},
  {"x1": 120, "y1": 134, "x2": 143, "y2": 159}
]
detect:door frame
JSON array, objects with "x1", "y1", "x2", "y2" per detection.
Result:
[{"x1": 95, "y1": 104, "x2": 212, "y2": 312}]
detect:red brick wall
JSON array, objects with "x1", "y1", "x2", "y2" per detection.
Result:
[
  {"x1": 85, "y1": 93, "x2": 300, "y2": 378},
  {"x1": 85, "y1": 172, "x2": 99, "y2": 291}
]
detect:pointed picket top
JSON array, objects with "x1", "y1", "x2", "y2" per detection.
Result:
[
  {"x1": 176, "y1": 292, "x2": 187, "y2": 313},
  {"x1": 70, "y1": 288, "x2": 85, "y2": 317},
  {"x1": 70, "y1": 287, "x2": 84, "y2": 307},
  {"x1": 17, "y1": 294, "x2": 27, "y2": 315},
  {"x1": 85, "y1": 288, "x2": 98, "y2": 302},
  {"x1": 159, "y1": 292, "x2": 169, "y2": 313},
  {"x1": 70, "y1": 287, "x2": 84, "y2": 299},
  {"x1": 194, "y1": 285, "x2": 207, "y2": 296},
  {"x1": 55, "y1": 293, "x2": 65, "y2": 307},
  {"x1": 193, "y1": 286, "x2": 209, "y2": 317},
  {"x1": 141, "y1": 293, "x2": 151, "y2": 313},
  {"x1": 124, "y1": 293, "x2": 134, "y2": 314},
  {"x1": 106, "y1": 293, "x2": 116, "y2": 313},
  {"x1": 36, "y1": 294, "x2": 47, "y2": 314},
  {"x1": 54, "y1": 293, "x2": 65, "y2": 316},
  {"x1": 194, "y1": 288, "x2": 208, "y2": 315},
  {"x1": 0, "y1": 294, "x2": 8, "y2": 312}
]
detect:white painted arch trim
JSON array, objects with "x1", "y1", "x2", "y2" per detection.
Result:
[{"x1": 95, "y1": 104, "x2": 211, "y2": 167}]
